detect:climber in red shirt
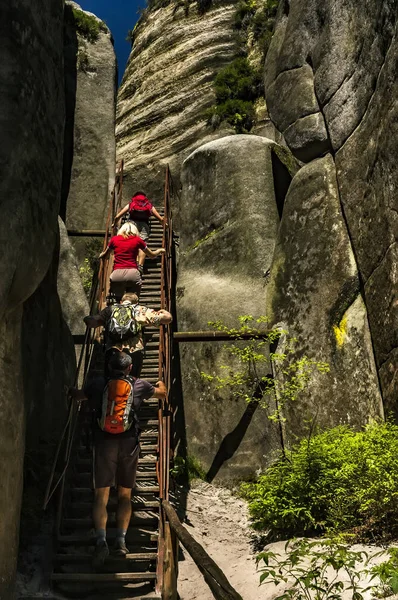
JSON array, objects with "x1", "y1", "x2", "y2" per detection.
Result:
[
  {"x1": 100, "y1": 221, "x2": 165, "y2": 300},
  {"x1": 112, "y1": 191, "x2": 167, "y2": 275}
]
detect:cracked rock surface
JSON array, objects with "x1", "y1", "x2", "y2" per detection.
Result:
[
  {"x1": 265, "y1": 0, "x2": 398, "y2": 410},
  {"x1": 266, "y1": 155, "x2": 383, "y2": 441}
]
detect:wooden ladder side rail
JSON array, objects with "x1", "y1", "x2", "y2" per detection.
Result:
[
  {"x1": 43, "y1": 265, "x2": 100, "y2": 514},
  {"x1": 156, "y1": 165, "x2": 174, "y2": 597},
  {"x1": 56, "y1": 159, "x2": 124, "y2": 524},
  {"x1": 52, "y1": 259, "x2": 102, "y2": 529},
  {"x1": 162, "y1": 500, "x2": 243, "y2": 600}
]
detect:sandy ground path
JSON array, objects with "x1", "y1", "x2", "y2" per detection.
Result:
[
  {"x1": 176, "y1": 480, "x2": 390, "y2": 600},
  {"x1": 177, "y1": 480, "x2": 267, "y2": 600}
]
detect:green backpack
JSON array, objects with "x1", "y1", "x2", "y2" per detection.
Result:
[{"x1": 107, "y1": 303, "x2": 140, "y2": 341}]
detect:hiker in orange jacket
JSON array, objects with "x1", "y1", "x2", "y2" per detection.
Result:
[{"x1": 71, "y1": 352, "x2": 166, "y2": 567}]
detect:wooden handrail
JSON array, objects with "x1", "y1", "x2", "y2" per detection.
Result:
[
  {"x1": 162, "y1": 500, "x2": 243, "y2": 600},
  {"x1": 173, "y1": 330, "x2": 271, "y2": 342}
]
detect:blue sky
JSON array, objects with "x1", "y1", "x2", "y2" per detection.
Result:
[{"x1": 78, "y1": 0, "x2": 143, "y2": 84}]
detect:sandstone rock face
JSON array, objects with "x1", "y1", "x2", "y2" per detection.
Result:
[
  {"x1": 265, "y1": 0, "x2": 397, "y2": 153},
  {"x1": 116, "y1": 0, "x2": 237, "y2": 203},
  {"x1": 0, "y1": 1, "x2": 65, "y2": 596},
  {"x1": 264, "y1": 0, "x2": 398, "y2": 412},
  {"x1": 177, "y1": 135, "x2": 295, "y2": 481},
  {"x1": 64, "y1": 2, "x2": 116, "y2": 262},
  {"x1": 58, "y1": 217, "x2": 89, "y2": 336},
  {"x1": 22, "y1": 235, "x2": 77, "y2": 464},
  {"x1": 266, "y1": 155, "x2": 383, "y2": 442}
]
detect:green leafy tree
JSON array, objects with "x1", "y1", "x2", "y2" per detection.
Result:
[{"x1": 201, "y1": 315, "x2": 329, "y2": 423}]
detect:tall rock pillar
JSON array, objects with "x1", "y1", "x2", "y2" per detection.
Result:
[{"x1": 0, "y1": 1, "x2": 65, "y2": 596}]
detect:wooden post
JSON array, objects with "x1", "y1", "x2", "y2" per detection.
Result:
[
  {"x1": 162, "y1": 501, "x2": 243, "y2": 600},
  {"x1": 163, "y1": 522, "x2": 178, "y2": 600}
]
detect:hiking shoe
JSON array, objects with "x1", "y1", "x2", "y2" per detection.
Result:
[
  {"x1": 92, "y1": 540, "x2": 109, "y2": 568},
  {"x1": 113, "y1": 538, "x2": 129, "y2": 556}
]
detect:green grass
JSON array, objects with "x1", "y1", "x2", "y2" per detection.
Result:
[{"x1": 186, "y1": 226, "x2": 224, "y2": 252}]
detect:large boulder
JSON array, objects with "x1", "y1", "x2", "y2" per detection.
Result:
[
  {"x1": 266, "y1": 155, "x2": 384, "y2": 443},
  {"x1": 177, "y1": 135, "x2": 295, "y2": 482},
  {"x1": 63, "y1": 2, "x2": 116, "y2": 263},
  {"x1": 334, "y1": 29, "x2": 398, "y2": 408},
  {"x1": 266, "y1": 64, "x2": 331, "y2": 162},
  {"x1": 0, "y1": 1, "x2": 65, "y2": 596}
]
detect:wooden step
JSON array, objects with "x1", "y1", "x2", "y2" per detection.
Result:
[
  {"x1": 54, "y1": 552, "x2": 157, "y2": 564},
  {"x1": 70, "y1": 484, "x2": 159, "y2": 498},
  {"x1": 76, "y1": 445, "x2": 157, "y2": 468},
  {"x1": 140, "y1": 281, "x2": 161, "y2": 286},
  {"x1": 67, "y1": 500, "x2": 159, "y2": 515},
  {"x1": 58, "y1": 529, "x2": 159, "y2": 545},
  {"x1": 79, "y1": 428, "x2": 158, "y2": 442},
  {"x1": 62, "y1": 512, "x2": 158, "y2": 529},
  {"x1": 52, "y1": 572, "x2": 157, "y2": 582}
]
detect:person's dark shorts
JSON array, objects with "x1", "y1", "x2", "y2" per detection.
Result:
[{"x1": 93, "y1": 435, "x2": 140, "y2": 489}]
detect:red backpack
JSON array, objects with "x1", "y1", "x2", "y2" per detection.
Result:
[{"x1": 129, "y1": 194, "x2": 152, "y2": 221}]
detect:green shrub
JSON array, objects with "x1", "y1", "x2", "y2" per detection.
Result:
[
  {"x1": 72, "y1": 8, "x2": 107, "y2": 43},
  {"x1": 234, "y1": 0, "x2": 257, "y2": 30},
  {"x1": 234, "y1": 0, "x2": 279, "y2": 56},
  {"x1": 207, "y1": 58, "x2": 262, "y2": 133},
  {"x1": 370, "y1": 548, "x2": 398, "y2": 598},
  {"x1": 201, "y1": 316, "x2": 329, "y2": 422},
  {"x1": 252, "y1": 0, "x2": 279, "y2": 54},
  {"x1": 79, "y1": 239, "x2": 103, "y2": 298},
  {"x1": 170, "y1": 455, "x2": 206, "y2": 482},
  {"x1": 257, "y1": 539, "x2": 373, "y2": 600},
  {"x1": 209, "y1": 99, "x2": 255, "y2": 132},
  {"x1": 214, "y1": 57, "x2": 261, "y2": 102},
  {"x1": 242, "y1": 421, "x2": 398, "y2": 541}
]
